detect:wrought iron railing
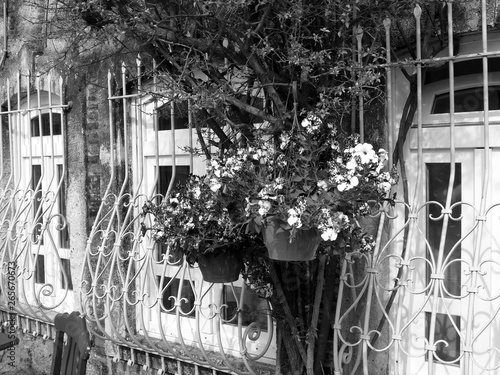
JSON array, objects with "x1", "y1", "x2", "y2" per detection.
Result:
[
  {"x1": 333, "y1": 1, "x2": 500, "y2": 375},
  {"x1": 79, "y1": 61, "x2": 276, "y2": 374},
  {"x1": 0, "y1": 71, "x2": 72, "y2": 322}
]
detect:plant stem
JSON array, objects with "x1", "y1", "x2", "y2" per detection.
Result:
[
  {"x1": 306, "y1": 254, "x2": 326, "y2": 375},
  {"x1": 314, "y1": 255, "x2": 338, "y2": 374},
  {"x1": 270, "y1": 262, "x2": 308, "y2": 368}
]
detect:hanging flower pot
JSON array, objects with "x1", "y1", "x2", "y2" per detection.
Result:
[
  {"x1": 197, "y1": 249, "x2": 243, "y2": 283},
  {"x1": 263, "y1": 220, "x2": 321, "y2": 261}
]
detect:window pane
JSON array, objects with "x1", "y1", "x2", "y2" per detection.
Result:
[
  {"x1": 156, "y1": 165, "x2": 190, "y2": 261},
  {"x1": 31, "y1": 113, "x2": 62, "y2": 136},
  {"x1": 158, "y1": 101, "x2": 189, "y2": 130},
  {"x1": 432, "y1": 86, "x2": 500, "y2": 113},
  {"x1": 35, "y1": 254, "x2": 45, "y2": 284},
  {"x1": 158, "y1": 277, "x2": 195, "y2": 317},
  {"x1": 57, "y1": 164, "x2": 70, "y2": 248},
  {"x1": 426, "y1": 163, "x2": 461, "y2": 296},
  {"x1": 157, "y1": 243, "x2": 183, "y2": 264},
  {"x1": 60, "y1": 258, "x2": 73, "y2": 290},
  {"x1": 222, "y1": 286, "x2": 270, "y2": 329},
  {"x1": 32, "y1": 165, "x2": 43, "y2": 244},
  {"x1": 157, "y1": 165, "x2": 190, "y2": 197},
  {"x1": 426, "y1": 312, "x2": 461, "y2": 363}
]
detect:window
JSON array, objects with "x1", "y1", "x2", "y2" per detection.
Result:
[
  {"x1": 4, "y1": 90, "x2": 74, "y2": 313},
  {"x1": 57, "y1": 164, "x2": 70, "y2": 248},
  {"x1": 158, "y1": 277, "x2": 196, "y2": 317},
  {"x1": 158, "y1": 101, "x2": 189, "y2": 131},
  {"x1": 431, "y1": 86, "x2": 500, "y2": 114},
  {"x1": 426, "y1": 163, "x2": 461, "y2": 295},
  {"x1": 32, "y1": 164, "x2": 43, "y2": 244},
  {"x1": 222, "y1": 286, "x2": 270, "y2": 329},
  {"x1": 60, "y1": 258, "x2": 73, "y2": 290},
  {"x1": 35, "y1": 255, "x2": 45, "y2": 284},
  {"x1": 31, "y1": 113, "x2": 62, "y2": 136},
  {"x1": 156, "y1": 165, "x2": 190, "y2": 263},
  {"x1": 157, "y1": 165, "x2": 190, "y2": 195},
  {"x1": 425, "y1": 312, "x2": 461, "y2": 363}
]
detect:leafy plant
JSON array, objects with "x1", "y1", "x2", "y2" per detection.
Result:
[
  {"x1": 141, "y1": 174, "x2": 262, "y2": 263},
  {"x1": 206, "y1": 113, "x2": 397, "y2": 250}
]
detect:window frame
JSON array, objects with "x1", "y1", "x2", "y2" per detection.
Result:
[
  {"x1": 421, "y1": 70, "x2": 500, "y2": 126},
  {"x1": 11, "y1": 92, "x2": 73, "y2": 309}
]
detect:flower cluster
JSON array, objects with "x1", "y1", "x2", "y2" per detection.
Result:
[
  {"x1": 206, "y1": 115, "x2": 397, "y2": 250},
  {"x1": 323, "y1": 142, "x2": 393, "y2": 194},
  {"x1": 142, "y1": 175, "x2": 245, "y2": 262},
  {"x1": 142, "y1": 113, "x2": 397, "y2": 264}
]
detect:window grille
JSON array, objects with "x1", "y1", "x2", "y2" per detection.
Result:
[
  {"x1": 333, "y1": 2, "x2": 500, "y2": 375},
  {"x1": 80, "y1": 62, "x2": 275, "y2": 374},
  {"x1": 0, "y1": 73, "x2": 72, "y2": 321}
]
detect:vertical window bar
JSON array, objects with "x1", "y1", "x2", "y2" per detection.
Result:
[
  {"x1": 57, "y1": 164, "x2": 69, "y2": 248},
  {"x1": 188, "y1": 99, "x2": 193, "y2": 172},
  {"x1": 426, "y1": 3, "x2": 461, "y2": 370},
  {"x1": 356, "y1": 26, "x2": 364, "y2": 142},
  {"x1": 2, "y1": 79, "x2": 12, "y2": 198},
  {"x1": 151, "y1": 59, "x2": 160, "y2": 199},
  {"x1": 166, "y1": 102, "x2": 177, "y2": 197},
  {"x1": 412, "y1": 5, "x2": 439, "y2": 373},
  {"x1": 26, "y1": 72, "x2": 34, "y2": 186},
  {"x1": 32, "y1": 165, "x2": 43, "y2": 244},
  {"x1": 135, "y1": 56, "x2": 145, "y2": 194},
  {"x1": 384, "y1": 18, "x2": 393, "y2": 168},
  {"x1": 118, "y1": 62, "x2": 130, "y2": 203}
]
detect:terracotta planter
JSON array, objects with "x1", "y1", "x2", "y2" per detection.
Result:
[
  {"x1": 197, "y1": 250, "x2": 243, "y2": 283},
  {"x1": 263, "y1": 220, "x2": 321, "y2": 261}
]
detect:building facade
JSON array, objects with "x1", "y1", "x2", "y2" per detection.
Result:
[{"x1": 0, "y1": 1, "x2": 500, "y2": 375}]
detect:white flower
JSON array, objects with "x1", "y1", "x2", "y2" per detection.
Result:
[
  {"x1": 333, "y1": 174, "x2": 344, "y2": 183},
  {"x1": 193, "y1": 187, "x2": 201, "y2": 199},
  {"x1": 279, "y1": 132, "x2": 291, "y2": 150},
  {"x1": 346, "y1": 159, "x2": 357, "y2": 170},
  {"x1": 301, "y1": 114, "x2": 321, "y2": 133},
  {"x1": 287, "y1": 208, "x2": 302, "y2": 227},
  {"x1": 337, "y1": 182, "x2": 348, "y2": 192},
  {"x1": 378, "y1": 181, "x2": 392, "y2": 193},
  {"x1": 350, "y1": 176, "x2": 359, "y2": 187},
  {"x1": 153, "y1": 230, "x2": 164, "y2": 240},
  {"x1": 317, "y1": 180, "x2": 328, "y2": 191},
  {"x1": 209, "y1": 178, "x2": 222, "y2": 192},
  {"x1": 320, "y1": 228, "x2": 338, "y2": 241},
  {"x1": 354, "y1": 143, "x2": 377, "y2": 164},
  {"x1": 301, "y1": 117, "x2": 312, "y2": 128},
  {"x1": 258, "y1": 200, "x2": 272, "y2": 216},
  {"x1": 287, "y1": 216, "x2": 299, "y2": 226},
  {"x1": 338, "y1": 212, "x2": 349, "y2": 224}
]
